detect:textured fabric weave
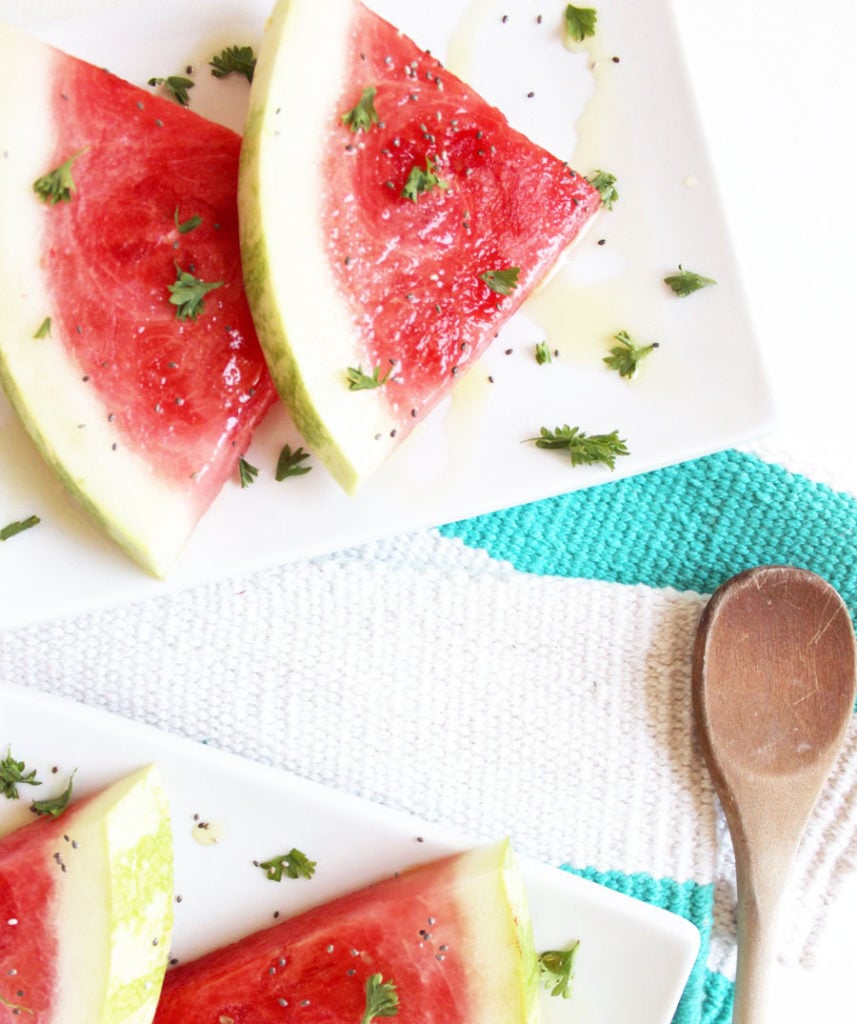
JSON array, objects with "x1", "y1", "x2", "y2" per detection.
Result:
[{"x1": 2, "y1": 447, "x2": 857, "y2": 1024}]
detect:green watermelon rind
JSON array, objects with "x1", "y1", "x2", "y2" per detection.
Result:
[
  {"x1": 0, "y1": 764, "x2": 174, "y2": 1024},
  {"x1": 238, "y1": 0, "x2": 417, "y2": 495},
  {"x1": 0, "y1": 23, "x2": 209, "y2": 577},
  {"x1": 455, "y1": 839, "x2": 542, "y2": 1023}
]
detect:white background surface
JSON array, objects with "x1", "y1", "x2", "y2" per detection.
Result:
[
  {"x1": 1, "y1": 0, "x2": 856, "y2": 1020},
  {"x1": 672, "y1": 0, "x2": 857, "y2": 1018},
  {"x1": 674, "y1": 0, "x2": 857, "y2": 496}
]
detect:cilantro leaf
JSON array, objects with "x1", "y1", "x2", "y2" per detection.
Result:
[
  {"x1": 209, "y1": 44, "x2": 256, "y2": 83},
  {"x1": 539, "y1": 942, "x2": 581, "y2": 999},
  {"x1": 603, "y1": 329, "x2": 658, "y2": 379},
  {"x1": 528, "y1": 424, "x2": 629, "y2": 469},
  {"x1": 174, "y1": 207, "x2": 203, "y2": 234},
  {"x1": 33, "y1": 150, "x2": 84, "y2": 205},
  {"x1": 664, "y1": 265, "x2": 717, "y2": 297},
  {"x1": 259, "y1": 847, "x2": 317, "y2": 881},
  {"x1": 401, "y1": 155, "x2": 449, "y2": 202},
  {"x1": 479, "y1": 267, "x2": 521, "y2": 295},
  {"x1": 275, "y1": 444, "x2": 312, "y2": 481},
  {"x1": 30, "y1": 770, "x2": 75, "y2": 819},
  {"x1": 361, "y1": 974, "x2": 399, "y2": 1024},
  {"x1": 346, "y1": 363, "x2": 395, "y2": 390},
  {"x1": 564, "y1": 5, "x2": 598, "y2": 42},
  {"x1": 148, "y1": 75, "x2": 195, "y2": 107},
  {"x1": 535, "y1": 340, "x2": 553, "y2": 365},
  {"x1": 168, "y1": 264, "x2": 223, "y2": 320},
  {"x1": 238, "y1": 457, "x2": 259, "y2": 488},
  {"x1": 0, "y1": 515, "x2": 40, "y2": 543},
  {"x1": 587, "y1": 170, "x2": 618, "y2": 210},
  {"x1": 0, "y1": 746, "x2": 42, "y2": 800},
  {"x1": 342, "y1": 86, "x2": 380, "y2": 133}
]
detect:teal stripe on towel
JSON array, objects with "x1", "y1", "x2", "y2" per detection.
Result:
[
  {"x1": 440, "y1": 450, "x2": 857, "y2": 622},
  {"x1": 561, "y1": 866, "x2": 730, "y2": 1024}
]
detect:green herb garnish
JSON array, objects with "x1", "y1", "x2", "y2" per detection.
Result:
[
  {"x1": 528, "y1": 424, "x2": 629, "y2": 469},
  {"x1": 346, "y1": 362, "x2": 395, "y2": 391},
  {"x1": 168, "y1": 264, "x2": 223, "y2": 320},
  {"x1": 275, "y1": 444, "x2": 312, "y2": 481},
  {"x1": 664, "y1": 265, "x2": 717, "y2": 297},
  {"x1": 147, "y1": 75, "x2": 195, "y2": 106},
  {"x1": 33, "y1": 150, "x2": 84, "y2": 205},
  {"x1": 539, "y1": 942, "x2": 580, "y2": 999},
  {"x1": 342, "y1": 85, "x2": 380, "y2": 133},
  {"x1": 401, "y1": 155, "x2": 449, "y2": 202},
  {"x1": 480, "y1": 267, "x2": 521, "y2": 296},
  {"x1": 587, "y1": 170, "x2": 618, "y2": 210},
  {"x1": 30, "y1": 770, "x2": 75, "y2": 818},
  {"x1": 0, "y1": 515, "x2": 40, "y2": 543},
  {"x1": 174, "y1": 207, "x2": 203, "y2": 234},
  {"x1": 564, "y1": 4, "x2": 598, "y2": 42},
  {"x1": 259, "y1": 847, "x2": 317, "y2": 881},
  {"x1": 603, "y1": 329, "x2": 658, "y2": 379},
  {"x1": 361, "y1": 974, "x2": 399, "y2": 1024},
  {"x1": 535, "y1": 340, "x2": 552, "y2": 365},
  {"x1": 33, "y1": 317, "x2": 52, "y2": 339},
  {"x1": 0, "y1": 746, "x2": 42, "y2": 800},
  {"x1": 210, "y1": 44, "x2": 256, "y2": 83},
  {"x1": 238, "y1": 457, "x2": 259, "y2": 488}
]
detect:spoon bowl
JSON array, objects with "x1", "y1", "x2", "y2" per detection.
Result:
[{"x1": 692, "y1": 565, "x2": 856, "y2": 1023}]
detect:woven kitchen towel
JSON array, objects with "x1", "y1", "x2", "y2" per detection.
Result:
[{"x1": 2, "y1": 445, "x2": 857, "y2": 1024}]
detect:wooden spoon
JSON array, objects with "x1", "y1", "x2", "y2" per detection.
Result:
[{"x1": 692, "y1": 564, "x2": 856, "y2": 1023}]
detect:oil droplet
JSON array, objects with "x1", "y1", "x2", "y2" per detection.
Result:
[{"x1": 191, "y1": 819, "x2": 224, "y2": 846}]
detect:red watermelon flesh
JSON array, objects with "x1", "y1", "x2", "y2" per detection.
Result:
[
  {"x1": 153, "y1": 841, "x2": 540, "y2": 1024},
  {"x1": 326, "y1": 11, "x2": 600, "y2": 411},
  {"x1": 239, "y1": 0, "x2": 601, "y2": 492},
  {"x1": 0, "y1": 765, "x2": 173, "y2": 1023},
  {"x1": 0, "y1": 24, "x2": 277, "y2": 576}
]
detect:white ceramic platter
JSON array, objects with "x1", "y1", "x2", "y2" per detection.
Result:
[
  {"x1": 0, "y1": 681, "x2": 699, "y2": 1021},
  {"x1": 0, "y1": 0, "x2": 773, "y2": 629}
]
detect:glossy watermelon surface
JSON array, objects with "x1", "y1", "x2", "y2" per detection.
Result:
[
  {"x1": 0, "y1": 816, "x2": 56, "y2": 1016},
  {"x1": 0, "y1": 24, "x2": 277, "y2": 575},
  {"x1": 153, "y1": 841, "x2": 539, "y2": 1024},
  {"x1": 240, "y1": 0, "x2": 601, "y2": 491},
  {"x1": 325, "y1": 6, "x2": 600, "y2": 411}
]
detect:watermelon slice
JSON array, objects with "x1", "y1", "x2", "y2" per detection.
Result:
[
  {"x1": 153, "y1": 840, "x2": 539, "y2": 1023},
  {"x1": 0, "y1": 764, "x2": 173, "y2": 1023},
  {"x1": 0, "y1": 23, "x2": 278, "y2": 577},
  {"x1": 239, "y1": 0, "x2": 601, "y2": 493}
]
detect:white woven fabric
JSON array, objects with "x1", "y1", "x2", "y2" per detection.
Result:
[{"x1": 3, "y1": 529, "x2": 856, "y2": 982}]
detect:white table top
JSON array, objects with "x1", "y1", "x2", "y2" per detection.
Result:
[{"x1": 674, "y1": 0, "x2": 857, "y2": 1016}]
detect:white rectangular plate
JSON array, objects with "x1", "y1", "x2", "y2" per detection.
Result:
[
  {"x1": 0, "y1": 0, "x2": 773, "y2": 630},
  {"x1": 0, "y1": 681, "x2": 699, "y2": 1022}
]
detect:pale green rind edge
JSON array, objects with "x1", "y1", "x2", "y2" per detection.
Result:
[
  {"x1": 456, "y1": 840, "x2": 541, "y2": 1023},
  {"x1": 102, "y1": 766, "x2": 174, "y2": 1024},
  {"x1": 238, "y1": 0, "x2": 397, "y2": 495},
  {"x1": 239, "y1": 112, "x2": 360, "y2": 496},
  {"x1": 52, "y1": 763, "x2": 174, "y2": 1024},
  {"x1": 499, "y1": 840, "x2": 542, "y2": 1024},
  {"x1": 0, "y1": 359, "x2": 171, "y2": 578}
]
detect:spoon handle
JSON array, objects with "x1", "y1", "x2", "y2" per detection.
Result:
[{"x1": 731, "y1": 840, "x2": 794, "y2": 1024}]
